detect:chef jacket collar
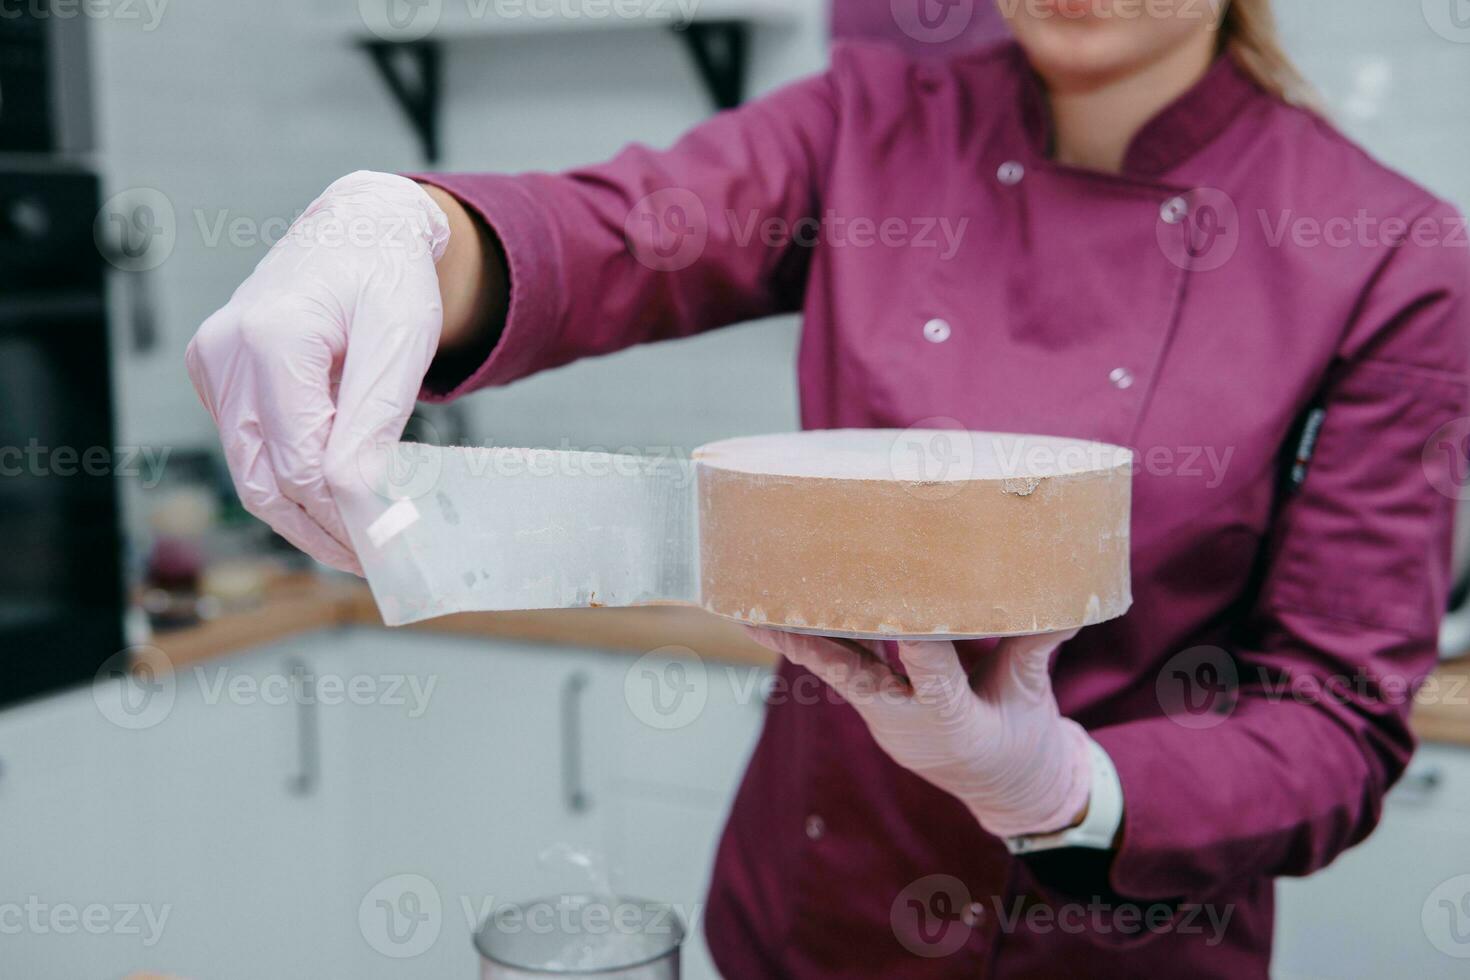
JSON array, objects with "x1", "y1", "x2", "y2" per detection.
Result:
[{"x1": 1011, "y1": 40, "x2": 1263, "y2": 179}]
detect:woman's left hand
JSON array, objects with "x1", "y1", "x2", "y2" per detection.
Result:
[{"x1": 743, "y1": 627, "x2": 1093, "y2": 839}]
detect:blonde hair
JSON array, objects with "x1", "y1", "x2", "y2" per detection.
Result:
[{"x1": 1219, "y1": 0, "x2": 1321, "y2": 110}]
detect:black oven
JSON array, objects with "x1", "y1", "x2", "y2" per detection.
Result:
[
  {"x1": 1, "y1": 6, "x2": 121, "y2": 708},
  {"x1": 0, "y1": 166, "x2": 125, "y2": 708}
]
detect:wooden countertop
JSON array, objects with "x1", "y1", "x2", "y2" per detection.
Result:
[
  {"x1": 147, "y1": 573, "x2": 779, "y2": 672},
  {"x1": 147, "y1": 574, "x2": 1470, "y2": 748}
]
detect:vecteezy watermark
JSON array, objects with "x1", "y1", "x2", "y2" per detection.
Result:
[
  {"x1": 0, "y1": 0, "x2": 169, "y2": 30},
  {"x1": 358, "y1": 0, "x2": 443, "y2": 40},
  {"x1": 358, "y1": 874, "x2": 693, "y2": 960},
  {"x1": 1423, "y1": 0, "x2": 1470, "y2": 44},
  {"x1": 1155, "y1": 645, "x2": 1239, "y2": 729},
  {"x1": 890, "y1": 874, "x2": 981, "y2": 957},
  {"x1": 0, "y1": 441, "x2": 171, "y2": 488},
  {"x1": 358, "y1": 0, "x2": 703, "y2": 42},
  {"x1": 475, "y1": 894, "x2": 687, "y2": 942},
  {"x1": 621, "y1": 652, "x2": 1466, "y2": 722},
  {"x1": 1423, "y1": 874, "x2": 1470, "y2": 958},
  {"x1": 1423, "y1": 417, "x2": 1470, "y2": 501},
  {"x1": 1154, "y1": 188, "x2": 1470, "y2": 272},
  {"x1": 889, "y1": 874, "x2": 1234, "y2": 956},
  {"x1": 1254, "y1": 668, "x2": 1469, "y2": 713},
  {"x1": 212, "y1": 207, "x2": 444, "y2": 261},
  {"x1": 0, "y1": 898, "x2": 171, "y2": 947},
  {"x1": 1130, "y1": 443, "x2": 1234, "y2": 488},
  {"x1": 96, "y1": 189, "x2": 449, "y2": 272},
  {"x1": 1154, "y1": 647, "x2": 1470, "y2": 728},
  {"x1": 621, "y1": 647, "x2": 942, "y2": 730},
  {"x1": 359, "y1": 874, "x2": 444, "y2": 958},
  {"x1": 988, "y1": 895, "x2": 1233, "y2": 944},
  {"x1": 95, "y1": 187, "x2": 176, "y2": 272},
  {"x1": 623, "y1": 646, "x2": 709, "y2": 730},
  {"x1": 724, "y1": 210, "x2": 969, "y2": 261},
  {"x1": 889, "y1": 424, "x2": 1231, "y2": 498},
  {"x1": 1157, "y1": 187, "x2": 1240, "y2": 272},
  {"x1": 352, "y1": 415, "x2": 448, "y2": 503},
  {"x1": 352, "y1": 426, "x2": 698, "y2": 506},
  {"x1": 1258, "y1": 208, "x2": 1470, "y2": 251},
  {"x1": 890, "y1": 0, "x2": 977, "y2": 45},
  {"x1": 624, "y1": 187, "x2": 710, "y2": 272},
  {"x1": 193, "y1": 665, "x2": 438, "y2": 717},
  {"x1": 887, "y1": 418, "x2": 978, "y2": 501},
  {"x1": 92, "y1": 647, "x2": 439, "y2": 730},
  {"x1": 624, "y1": 191, "x2": 971, "y2": 272},
  {"x1": 93, "y1": 646, "x2": 177, "y2": 731}
]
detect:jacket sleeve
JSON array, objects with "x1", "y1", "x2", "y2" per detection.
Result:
[
  {"x1": 410, "y1": 65, "x2": 841, "y2": 402},
  {"x1": 1090, "y1": 199, "x2": 1470, "y2": 902}
]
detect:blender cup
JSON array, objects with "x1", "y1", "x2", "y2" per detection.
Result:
[{"x1": 475, "y1": 894, "x2": 685, "y2": 979}]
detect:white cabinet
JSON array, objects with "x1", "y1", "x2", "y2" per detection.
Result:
[
  {"x1": 609, "y1": 648, "x2": 768, "y2": 801},
  {"x1": 1273, "y1": 743, "x2": 1470, "y2": 980},
  {"x1": 323, "y1": 631, "x2": 768, "y2": 980},
  {"x1": 323, "y1": 628, "x2": 626, "y2": 979},
  {"x1": 599, "y1": 647, "x2": 769, "y2": 980},
  {"x1": 0, "y1": 635, "x2": 351, "y2": 980},
  {"x1": 1, "y1": 674, "x2": 162, "y2": 977},
  {"x1": 0, "y1": 627, "x2": 767, "y2": 980}
]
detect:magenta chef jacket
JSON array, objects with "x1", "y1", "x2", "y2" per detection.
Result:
[{"x1": 417, "y1": 41, "x2": 1470, "y2": 978}]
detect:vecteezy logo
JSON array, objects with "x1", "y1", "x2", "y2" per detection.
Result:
[
  {"x1": 890, "y1": 874, "x2": 973, "y2": 958},
  {"x1": 1156, "y1": 187, "x2": 1239, "y2": 273},
  {"x1": 1154, "y1": 645, "x2": 1238, "y2": 729},
  {"x1": 354, "y1": 414, "x2": 445, "y2": 503},
  {"x1": 1423, "y1": 417, "x2": 1470, "y2": 501},
  {"x1": 890, "y1": 0, "x2": 975, "y2": 44},
  {"x1": 1423, "y1": 874, "x2": 1470, "y2": 958},
  {"x1": 1423, "y1": 0, "x2": 1470, "y2": 43},
  {"x1": 359, "y1": 873, "x2": 442, "y2": 958},
  {"x1": 95, "y1": 187, "x2": 177, "y2": 272},
  {"x1": 359, "y1": 0, "x2": 443, "y2": 41},
  {"x1": 93, "y1": 646, "x2": 176, "y2": 730},
  {"x1": 888, "y1": 418, "x2": 976, "y2": 501},
  {"x1": 623, "y1": 188, "x2": 709, "y2": 272},
  {"x1": 624, "y1": 646, "x2": 708, "y2": 730}
]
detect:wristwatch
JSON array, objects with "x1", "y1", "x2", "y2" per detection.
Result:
[{"x1": 1005, "y1": 737, "x2": 1123, "y2": 854}]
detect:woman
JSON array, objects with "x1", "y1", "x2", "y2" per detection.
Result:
[{"x1": 186, "y1": 0, "x2": 1468, "y2": 975}]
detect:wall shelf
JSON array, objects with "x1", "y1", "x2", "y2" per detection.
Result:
[{"x1": 351, "y1": 0, "x2": 792, "y2": 163}]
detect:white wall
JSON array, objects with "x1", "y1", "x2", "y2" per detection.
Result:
[
  {"x1": 89, "y1": 0, "x2": 827, "y2": 465},
  {"x1": 1277, "y1": 1, "x2": 1470, "y2": 211}
]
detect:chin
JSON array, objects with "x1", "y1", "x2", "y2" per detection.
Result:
[
  {"x1": 1015, "y1": 25, "x2": 1148, "y2": 90},
  {"x1": 1004, "y1": 2, "x2": 1217, "y2": 93}
]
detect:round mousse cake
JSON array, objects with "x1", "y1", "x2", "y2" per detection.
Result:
[{"x1": 693, "y1": 429, "x2": 1133, "y2": 638}]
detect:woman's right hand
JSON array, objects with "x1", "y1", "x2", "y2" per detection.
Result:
[{"x1": 185, "y1": 171, "x2": 452, "y2": 574}]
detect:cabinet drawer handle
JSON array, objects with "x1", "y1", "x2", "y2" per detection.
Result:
[
  {"x1": 286, "y1": 658, "x2": 319, "y2": 797},
  {"x1": 561, "y1": 671, "x2": 592, "y2": 815}
]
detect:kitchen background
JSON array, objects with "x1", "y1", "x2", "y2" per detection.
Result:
[{"x1": 2, "y1": 1, "x2": 1469, "y2": 978}]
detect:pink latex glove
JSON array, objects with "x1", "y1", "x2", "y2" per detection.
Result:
[
  {"x1": 185, "y1": 172, "x2": 450, "y2": 574},
  {"x1": 744, "y1": 627, "x2": 1092, "y2": 839}
]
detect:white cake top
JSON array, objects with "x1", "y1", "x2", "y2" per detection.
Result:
[{"x1": 694, "y1": 429, "x2": 1132, "y2": 482}]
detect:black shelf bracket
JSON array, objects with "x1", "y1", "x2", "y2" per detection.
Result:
[
  {"x1": 359, "y1": 22, "x2": 749, "y2": 163},
  {"x1": 671, "y1": 20, "x2": 749, "y2": 112},
  {"x1": 360, "y1": 40, "x2": 442, "y2": 164}
]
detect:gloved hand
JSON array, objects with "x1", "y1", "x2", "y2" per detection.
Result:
[
  {"x1": 744, "y1": 627, "x2": 1092, "y2": 839},
  {"x1": 185, "y1": 172, "x2": 451, "y2": 574}
]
